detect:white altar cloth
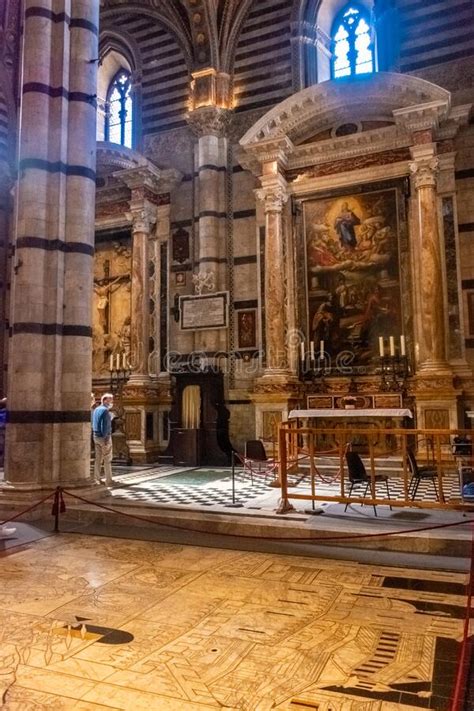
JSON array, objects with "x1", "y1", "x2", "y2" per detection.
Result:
[{"x1": 288, "y1": 408, "x2": 413, "y2": 419}]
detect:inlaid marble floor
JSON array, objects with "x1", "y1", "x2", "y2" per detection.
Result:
[{"x1": 0, "y1": 533, "x2": 470, "y2": 710}]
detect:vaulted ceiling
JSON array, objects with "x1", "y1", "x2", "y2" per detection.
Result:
[{"x1": 100, "y1": 0, "x2": 255, "y2": 72}]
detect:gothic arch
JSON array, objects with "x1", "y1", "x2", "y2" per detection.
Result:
[
  {"x1": 219, "y1": 0, "x2": 254, "y2": 74},
  {"x1": 99, "y1": 28, "x2": 142, "y2": 75}
]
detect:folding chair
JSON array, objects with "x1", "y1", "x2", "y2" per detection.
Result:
[
  {"x1": 345, "y1": 451, "x2": 391, "y2": 517},
  {"x1": 406, "y1": 448, "x2": 439, "y2": 501}
]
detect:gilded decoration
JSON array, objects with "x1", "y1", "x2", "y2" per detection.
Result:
[
  {"x1": 93, "y1": 241, "x2": 132, "y2": 375},
  {"x1": 304, "y1": 187, "x2": 403, "y2": 371}
]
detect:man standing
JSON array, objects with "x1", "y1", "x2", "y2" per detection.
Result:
[
  {"x1": 92, "y1": 393, "x2": 114, "y2": 486},
  {"x1": 0, "y1": 397, "x2": 16, "y2": 537}
]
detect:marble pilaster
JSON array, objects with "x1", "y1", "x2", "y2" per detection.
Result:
[
  {"x1": 126, "y1": 205, "x2": 155, "y2": 384},
  {"x1": 255, "y1": 173, "x2": 292, "y2": 382},
  {"x1": 409, "y1": 147, "x2": 449, "y2": 374}
]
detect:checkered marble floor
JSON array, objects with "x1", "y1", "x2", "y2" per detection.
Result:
[
  {"x1": 109, "y1": 467, "x2": 272, "y2": 510},
  {"x1": 103, "y1": 457, "x2": 466, "y2": 513}
]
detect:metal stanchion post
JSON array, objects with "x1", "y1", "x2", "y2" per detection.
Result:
[{"x1": 228, "y1": 451, "x2": 243, "y2": 508}]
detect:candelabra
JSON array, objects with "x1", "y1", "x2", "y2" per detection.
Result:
[
  {"x1": 108, "y1": 353, "x2": 132, "y2": 465},
  {"x1": 379, "y1": 354, "x2": 409, "y2": 392},
  {"x1": 300, "y1": 355, "x2": 329, "y2": 392}
]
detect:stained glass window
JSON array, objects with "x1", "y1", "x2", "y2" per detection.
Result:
[
  {"x1": 332, "y1": 5, "x2": 374, "y2": 78},
  {"x1": 105, "y1": 70, "x2": 133, "y2": 148}
]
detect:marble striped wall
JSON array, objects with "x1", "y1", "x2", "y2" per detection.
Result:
[
  {"x1": 233, "y1": 0, "x2": 293, "y2": 114},
  {"x1": 112, "y1": 13, "x2": 189, "y2": 136},
  {"x1": 399, "y1": 0, "x2": 474, "y2": 72},
  {"x1": 0, "y1": 90, "x2": 8, "y2": 167}
]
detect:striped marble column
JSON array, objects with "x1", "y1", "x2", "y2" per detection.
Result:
[
  {"x1": 0, "y1": 168, "x2": 11, "y2": 397},
  {"x1": 187, "y1": 106, "x2": 231, "y2": 354},
  {"x1": 5, "y1": 0, "x2": 98, "y2": 488}
]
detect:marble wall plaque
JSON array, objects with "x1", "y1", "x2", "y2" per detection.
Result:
[{"x1": 180, "y1": 292, "x2": 229, "y2": 330}]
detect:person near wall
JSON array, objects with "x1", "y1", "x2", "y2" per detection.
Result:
[
  {"x1": 0, "y1": 398, "x2": 16, "y2": 537},
  {"x1": 92, "y1": 393, "x2": 114, "y2": 487}
]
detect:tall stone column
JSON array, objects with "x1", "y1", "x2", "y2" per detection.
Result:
[
  {"x1": 4, "y1": 0, "x2": 98, "y2": 489},
  {"x1": 187, "y1": 106, "x2": 231, "y2": 354},
  {"x1": 127, "y1": 205, "x2": 155, "y2": 383},
  {"x1": 256, "y1": 174, "x2": 292, "y2": 382},
  {"x1": 409, "y1": 148, "x2": 449, "y2": 373},
  {"x1": 0, "y1": 169, "x2": 11, "y2": 396}
]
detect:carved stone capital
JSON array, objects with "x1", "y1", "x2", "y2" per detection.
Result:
[
  {"x1": 255, "y1": 182, "x2": 289, "y2": 213},
  {"x1": 409, "y1": 157, "x2": 439, "y2": 190},
  {"x1": 126, "y1": 206, "x2": 156, "y2": 235},
  {"x1": 186, "y1": 106, "x2": 232, "y2": 138}
]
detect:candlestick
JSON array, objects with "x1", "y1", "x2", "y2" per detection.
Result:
[
  {"x1": 319, "y1": 340, "x2": 324, "y2": 358},
  {"x1": 378, "y1": 337, "x2": 384, "y2": 357},
  {"x1": 310, "y1": 341, "x2": 315, "y2": 361},
  {"x1": 389, "y1": 336, "x2": 395, "y2": 356},
  {"x1": 300, "y1": 342, "x2": 305, "y2": 362},
  {"x1": 400, "y1": 334, "x2": 406, "y2": 356}
]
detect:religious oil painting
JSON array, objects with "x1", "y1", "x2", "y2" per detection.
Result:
[
  {"x1": 237, "y1": 309, "x2": 257, "y2": 349},
  {"x1": 304, "y1": 187, "x2": 402, "y2": 370}
]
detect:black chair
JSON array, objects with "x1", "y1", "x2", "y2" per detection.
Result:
[
  {"x1": 406, "y1": 448, "x2": 439, "y2": 501},
  {"x1": 345, "y1": 451, "x2": 391, "y2": 516}
]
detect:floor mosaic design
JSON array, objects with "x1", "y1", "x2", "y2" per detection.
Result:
[{"x1": 0, "y1": 533, "x2": 469, "y2": 709}]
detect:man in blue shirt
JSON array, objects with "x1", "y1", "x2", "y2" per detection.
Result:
[
  {"x1": 92, "y1": 393, "x2": 114, "y2": 486},
  {"x1": 0, "y1": 397, "x2": 16, "y2": 537}
]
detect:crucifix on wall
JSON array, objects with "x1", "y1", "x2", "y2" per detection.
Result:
[{"x1": 94, "y1": 276, "x2": 124, "y2": 334}]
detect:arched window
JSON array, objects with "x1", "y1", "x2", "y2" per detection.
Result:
[
  {"x1": 332, "y1": 5, "x2": 374, "y2": 78},
  {"x1": 105, "y1": 70, "x2": 133, "y2": 148}
]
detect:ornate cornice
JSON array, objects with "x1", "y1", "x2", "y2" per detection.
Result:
[
  {"x1": 96, "y1": 142, "x2": 148, "y2": 173},
  {"x1": 115, "y1": 164, "x2": 182, "y2": 195},
  {"x1": 288, "y1": 126, "x2": 409, "y2": 171},
  {"x1": 240, "y1": 73, "x2": 451, "y2": 148}
]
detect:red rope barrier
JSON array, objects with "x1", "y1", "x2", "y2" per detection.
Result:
[
  {"x1": 0, "y1": 490, "x2": 57, "y2": 526},
  {"x1": 450, "y1": 521, "x2": 474, "y2": 711},
  {"x1": 62, "y1": 487, "x2": 474, "y2": 543}
]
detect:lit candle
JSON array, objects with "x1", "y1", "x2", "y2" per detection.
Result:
[
  {"x1": 109, "y1": 354, "x2": 114, "y2": 371},
  {"x1": 389, "y1": 336, "x2": 395, "y2": 356},
  {"x1": 310, "y1": 341, "x2": 315, "y2": 361},
  {"x1": 400, "y1": 334, "x2": 406, "y2": 356},
  {"x1": 378, "y1": 337, "x2": 384, "y2": 357},
  {"x1": 122, "y1": 353, "x2": 127, "y2": 370},
  {"x1": 115, "y1": 354, "x2": 120, "y2": 370},
  {"x1": 300, "y1": 342, "x2": 305, "y2": 362},
  {"x1": 320, "y1": 339, "x2": 324, "y2": 358}
]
